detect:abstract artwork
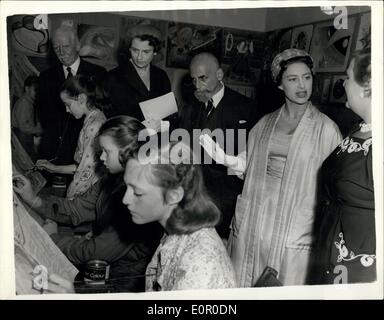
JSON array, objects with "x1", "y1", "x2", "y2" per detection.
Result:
[
  {"x1": 166, "y1": 22, "x2": 221, "y2": 69},
  {"x1": 355, "y1": 12, "x2": 371, "y2": 50},
  {"x1": 310, "y1": 17, "x2": 356, "y2": 72},
  {"x1": 10, "y1": 14, "x2": 50, "y2": 57},
  {"x1": 78, "y1": 24, "x2": 119, "y2": 71}
]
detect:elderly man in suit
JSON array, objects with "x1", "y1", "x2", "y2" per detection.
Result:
[
  {"x1": 179, "y1": 52, "x2": 261, "y2": 239},
  {"x1": 37, "y1": 25, "x2": 106, "y2": 165}
]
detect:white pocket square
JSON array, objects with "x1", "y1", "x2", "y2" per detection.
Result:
[{"x1": 239, "y1": 120, "x2": 247, "y2": 124}]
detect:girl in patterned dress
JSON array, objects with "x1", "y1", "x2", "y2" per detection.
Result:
[
  {"x1": 122, "y1": 141, "x2": 237, "y2": 291},
  {"x1": 36, "y1": 75, "x2": 106, "y2": 199}
]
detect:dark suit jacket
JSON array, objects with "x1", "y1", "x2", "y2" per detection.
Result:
[
  {"x1": 37, "y1": 59, "x2": 106, "y2": 164},
  {"x1": 179, "y1": 86, "x2": 261, "y2": 238},
  {"x1": 106, "y1": 62, "x2": 171, "y2": 121}
]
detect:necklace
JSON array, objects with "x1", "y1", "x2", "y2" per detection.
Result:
[{"x1": 359, "y1": 122, "x2": 372, "y2": 133}]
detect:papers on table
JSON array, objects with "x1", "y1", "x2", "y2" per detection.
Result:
[{"x1": 139, "y1": 92, "x2": 178, "y2": 120}]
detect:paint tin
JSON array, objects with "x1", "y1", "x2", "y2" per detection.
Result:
[{"x1": 84, "y1": 260, "x2": 110, "y2": 285}]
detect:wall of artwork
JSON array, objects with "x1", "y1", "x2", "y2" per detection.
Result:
[{"x1": 7, "y1": 7, "x2": 371, "y2": 117}]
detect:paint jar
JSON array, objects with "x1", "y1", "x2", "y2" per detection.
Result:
[
  {"x1": 51, "y1": 175, "x2": 67, "y2": 197},
  {"x1": 84, "y1": 260, "x2": 110, "y2": 285}
]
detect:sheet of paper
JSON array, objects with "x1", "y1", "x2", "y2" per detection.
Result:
[{"x1": 139, "y1": 92, "x2": 178, "y2": 120}]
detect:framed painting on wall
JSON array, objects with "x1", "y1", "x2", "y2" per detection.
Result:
[
  {"x1": 355, "y1": 12, "x2": 371, "y2": 50},
  {"x1": 278, "y1": 28, "x2": 292, "y2": 52},
  {"x1": 166, "y1": 22, "x2": 221, "y2": 69},
  {"x1": 291, "y1": 24, "x2": 313, "y2": 52},
  {"x1": 310, "y1": 17, "x2": 356, "y2": 72},
  {"x1": 329, "y1": 75, "x2": 347, "y2": 103},
  {"x1": 78, "y1": 24, "x2": 119, "y2": 71},
  {"x1": 221, "y1": 28, "x2": 264, "y2": 83}
]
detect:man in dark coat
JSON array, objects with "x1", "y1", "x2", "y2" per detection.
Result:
[
  {"x1": 37, "y1": 25, "x2": 106, "y2": 164},
  {"x1": 179, "y1": 52, "x2": 262, "y2": 239}
]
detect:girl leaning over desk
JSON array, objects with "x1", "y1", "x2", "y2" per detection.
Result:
[{"x1": 14, "y1": 116, "x2": 163, "y2": 292}]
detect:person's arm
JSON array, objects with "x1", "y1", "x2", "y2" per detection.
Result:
[
  {"x1": 199, "y1": 134, "x2": 246, "y2": 175},
  {"x1": 50, "y1": 226, "x2": 133, "y2": 265},
  {"x1": 13, "y1": 174, "x2": 99, "y2": 225},
  {"x1": 35, "y1": 160, "x2": 77, "y2": 174}
]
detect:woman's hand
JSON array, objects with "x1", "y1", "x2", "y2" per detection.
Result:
[
  {"x1": 36, "y1": 159, "x2": 57, "y2": 173},
  {"x1": 142, "y1": 118, "x2": 162, "y2": 133},
  {"x1": 199, "y1": 134, "x2": 246, "y2": 174},
  {"x1": 199, "y1": 134, "x2": 227, "y2": 165},
  {"x1": 46, "y1": 273, "x2": 75, "y2": 294},
  {"x1": 43, "y1": 219, "x2": 58, "y2": 236},
  {"x1": 13, "y1": 174, "x2": 35, "y2": 203}
]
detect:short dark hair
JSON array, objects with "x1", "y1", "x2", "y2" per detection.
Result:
[
  {"x1": 60, "y1": 75, "x2": 110, "y2": 112},
  {"x1": 351, "y1": 47, "x2": 371, "y2": 88},
  {"x1": 97, "y1": 115, "x2": 146, "y2": 166},
  {"x1": 118, "y1": 31, "x2": 162, "y2": 65},
  {"x1": 276, "y1": 56, "x2": 314, "y2": 85},
  {"x1": 24, "y1": 75, "x2": 38, "y2": 90},
  {"x1": 131, "y1": 34, "x2": 162, "y2": 53}
]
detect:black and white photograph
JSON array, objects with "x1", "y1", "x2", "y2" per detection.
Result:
[{"x1": 0, "y1": 1, "x2": 382, "y2": 303}]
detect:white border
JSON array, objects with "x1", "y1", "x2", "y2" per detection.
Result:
[{"x1": 1, "y1": 1, "x2": 382, "y2": 300}]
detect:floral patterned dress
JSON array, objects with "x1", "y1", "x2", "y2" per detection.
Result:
[
  {"x1": 66, "y1": 109, "x2": 106, "y2": 199},
  {"x1": 146, "y1": 227, "x2": 237, "y2": 291},
  {"x1": 313, "y1": 124, "x2": 376, "y2": 284}
]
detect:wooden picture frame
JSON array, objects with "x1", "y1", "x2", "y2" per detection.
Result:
[
  {"x1": 290, "y1": 24, "x2": 313, "y2": 52},
  {"x1": 329, "y1": 75, "x2": 347, "y2": 103}
]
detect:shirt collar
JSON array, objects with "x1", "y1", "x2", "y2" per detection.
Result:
[
  {"x1": 63, "y1": 56, "x2": 81, "y2": 77},
  {"x1": 207, "y1": 81, "x2": 225, "y2": 108}
]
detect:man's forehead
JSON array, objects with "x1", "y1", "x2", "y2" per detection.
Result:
[
  {"x1": 53, "y1": 32, "x2": 74, "y2": 45},
  {"x1": 190, "y1": 63, "x2": 211, "y2": 77}
]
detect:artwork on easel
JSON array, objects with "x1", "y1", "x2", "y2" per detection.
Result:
[
  {"x1": 310, "y1": 17, "x2": 356, "y2": 72},
  {"x1": 11, "y1": 131, "x2": 46, "y2": 194},
  {"x1": 291, "y1": 25, "x2": 313, "y2": 52},
  {"x1": 14, "y1": 192, "x2": 78, "y2": 295},
  {"x1": 166, "y1": 22, "x2": 221, "y2": 69},
  {"x1": 329, "y1": 75, "x2": 347, "y2": 103},
  {"x1": 355, "y1": 12, "x2": 371, "y2": 50}
]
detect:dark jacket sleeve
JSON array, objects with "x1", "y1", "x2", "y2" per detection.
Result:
[
  {"x1": 50, "y1": 226, "x2": 132, "y2": 264},
  {"x1": 34, "y1": 180, "x2": 102, "y2": 225}
]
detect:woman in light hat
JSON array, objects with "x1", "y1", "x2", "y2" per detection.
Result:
[
  {"x1": 202, "y1": 49, "x2": 342, "y2": 286},
  {"x1": 106, "y1": 24, "x2": 172, "y2": 122}
]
